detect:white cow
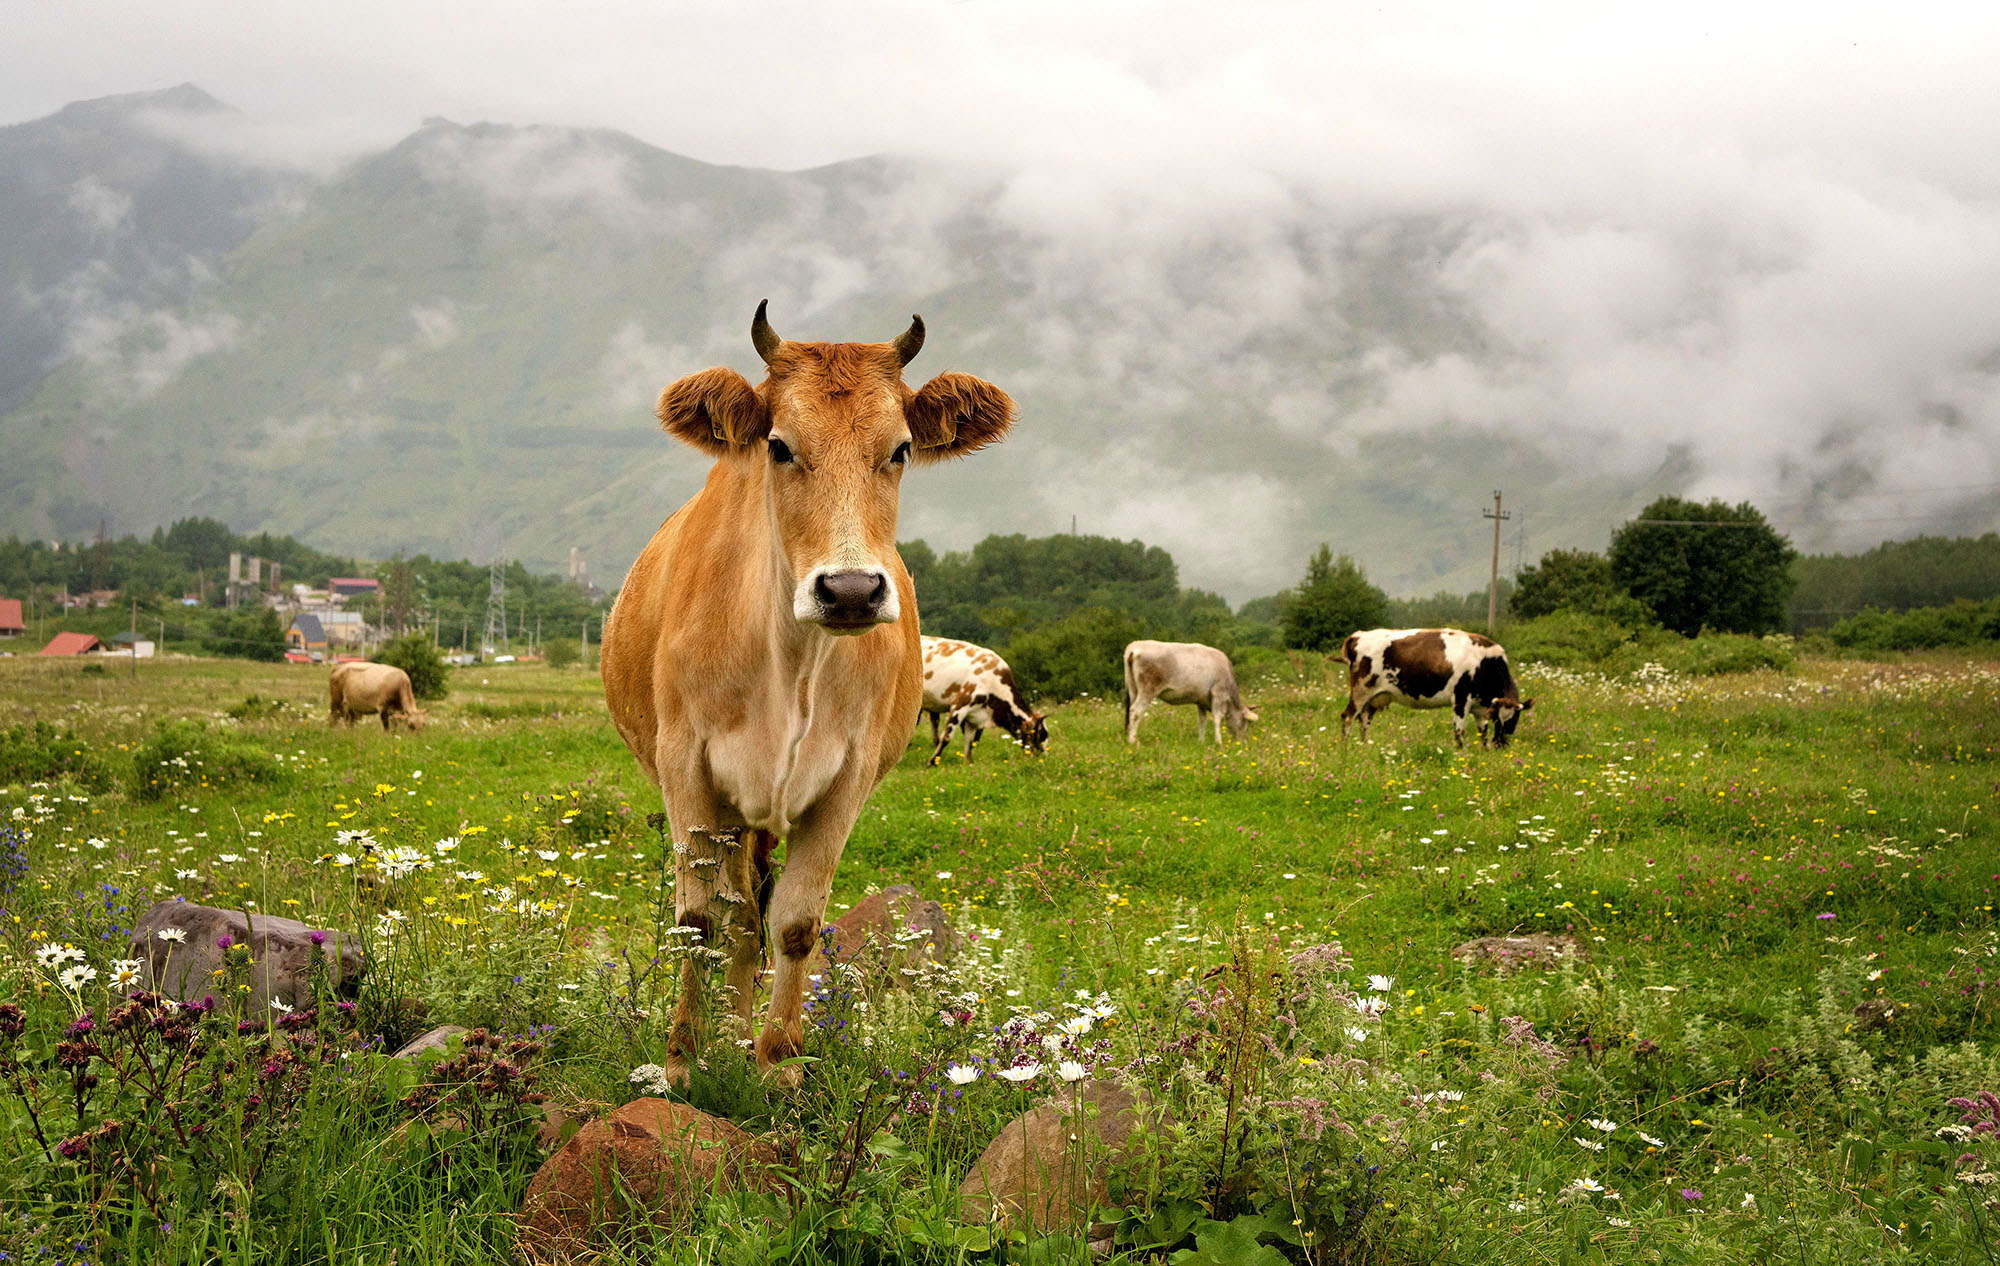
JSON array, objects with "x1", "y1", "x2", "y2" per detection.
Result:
[
  {"x1": 919, "y1": 636, "x2": 1048, "y2": 764},
  {"x1": 1122, "y1": 640, "x2": 1257, "y2": 745}
]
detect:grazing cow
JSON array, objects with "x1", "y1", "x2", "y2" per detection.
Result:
[
  {"x1": 918, "y1": 636, "x2": 1047, "y2": 765},
  {"x1": 1122, "y1": 640, "x2": 1257, "y2": 744},
  {"x1": 1339, "y1": 627, "x2": 1533, "y2": 747},
  {"x1": 601, "y1": 302, "x2": 1014, "y2": 1085},
  {"x1": 327, "y1": 662, "x2": 425, "y2": 731}
]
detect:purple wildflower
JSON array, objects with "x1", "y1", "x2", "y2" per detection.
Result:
[{"x1": 1681, "y1": 1188, "x2": 1704, "y2": 1201}]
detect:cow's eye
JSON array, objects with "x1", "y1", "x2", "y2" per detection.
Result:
[
  {"x1": 768, "y1": 437, "x2": 794, "y2": 464},
  {"x1": 890, "y1": 441, "x2": 911, "y2": 467}
]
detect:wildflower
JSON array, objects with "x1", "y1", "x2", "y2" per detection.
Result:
[
  {"x1": 1607, "y1": 1216, "x2": 1631, "y2": 1227},
  {"x1": 1344, "y1": 1025, "x2": 1369, "y2": 1042},
  {"x1": 109, "y1": 959, "x2": 142, "y2": 988},
  {"x1": 174, "y1": 868, "x2": 199, "y2": 880},
  {"x1": 1740, "y1": 1193, "x2": 1757, "y2": 1210},
  {"x1": 156, "y1": 927, "x2": 186, "y2": 944},
  {"x1": 629, "y1": 1064, "x2": 673, "y2": 1096},
  {"x1": 1368, "y1": 974, "x2": 1395, "y2": 992},
  {"x1": 997, "y1": 1063, "x2": 1042, "y2": 1082},
  {"x1": 1056, "y1": 1060, "x2": 1088, "y2": 1082},
  {"x1": 434, "y1": 836, "x2": 460, "y2": 853},
  {"x1": 935, "y1": 870, "x2": 953, "y2": 880},
  {"x1": 217, "y1": 853, "x2": 243, "y2": 864},
  {"x1": 270, "y1": 998, "x2": 294, "y2": 1014},
  {"x1": 947, "y1": 1064, "x2": 980, "y2": 1085},
  {"x1": 1564, "y1": 1177, "x2": 1604, "y2": 1194},
  {"x1": 1815, "y1": 912, "x2": 1835, "y2": 921},
  {"x1": 1587, "y1": 1118, "x2": 1617, "y2": 1133},
  {"x1": 1575, "y1": 1137, "x2": 1605, "y2": 1152},
  {"x1": 1637, "y1": 1131, "x2": 1666, "y2": 1148},
  {"x1": 1060, "y1": 1014, "x2": 1093, "y2": 1037},
  {"x1": 1352, "y1": 997, "x2": 1387, "y2": 1019},
  {"x1": 1680, "y1": 1188, "x2": 1704, "y2": 1201},
  {"x1": 33, "y1": 943, "x2": 71, "y2": 968},
  {"x1": 335, "y1": 829, "x2": 375, "y2": 850},
  {"x1": 58, "y1": 964, "x2": 97, "y2": 990},
  {"x1": 536, "y1": 850, "x2": 559, "y2": 862}
]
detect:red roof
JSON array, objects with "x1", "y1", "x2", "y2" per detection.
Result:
[
  {"x1": 0, "y1": 599, "x2": 22, "y2": 632},
  {"x1": 329, "y1": 577, "x2": 380, "y2": 591},
  {"x1": 41, "y1": 632, "x2": 102, "y2": 656}
]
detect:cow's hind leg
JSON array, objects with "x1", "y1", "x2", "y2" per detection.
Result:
[
  {"x1": 716, "y1": 828, "x2": 776, "y2": 1045},
  {"x1": 964, "y1": 723, "x2": 982, "y2": 762},
  {"x1": 1196, "y1": 705, "x2": 1211, "y2": 742},
  {"x1": 1340, "y1": 697, "x2": 1359, "y2": 740}
]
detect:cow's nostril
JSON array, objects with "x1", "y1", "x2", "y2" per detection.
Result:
[{"x1": 815, "y1": 570, "x2": 887, "y2": 616}]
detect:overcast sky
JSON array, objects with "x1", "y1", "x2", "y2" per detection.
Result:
[{"x1": 9, "y1": 2, "x2": 2000, "y2": 584}]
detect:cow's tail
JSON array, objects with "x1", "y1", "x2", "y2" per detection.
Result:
[
  {"x1": 327, "y1": 672, "x2": 343, "y2": 724},
  {"x1": 1121, "y1": 648, "x2": 1135, "y2": 730},
  {"x1": 1336, "y1": 632, "x2": 1359, "y2": 665}
]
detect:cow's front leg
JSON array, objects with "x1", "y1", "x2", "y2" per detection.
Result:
[
  {"x1": 1340, "y1": 697, "x2": 1359, "y2": 740},
  {"x1": 658, "y1": 783, "x2": 724, "y2": 1086},
  {"x1": 755, "y1": 775, "x2": 868, "y2": 1086},
  {"x1": 929, "y1": 713, "x2": 961, "y2": 766},
  {"x1": 716, "y1": 828, "x2": 774, "y2": 1046},
  {"x1": 1451, "y1": 703, "x2": 1469, "y2": 748}
]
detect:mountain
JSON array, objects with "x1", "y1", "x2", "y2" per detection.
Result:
[
  {"x1": 0, "y1": 84, "x2": 302, "y2": 417},
  {"x1": 0, "y1": 90, "x2": 1665, "y2": 599}
]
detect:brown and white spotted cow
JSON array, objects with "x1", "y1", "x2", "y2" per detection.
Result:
[
  {"x1": 918, "y1": 636, "x2": 1048, "y2": 764},
  {"x1": 601, "y1": 302, "x2": 1014, "y2": 1085},
  {"x1": 1122, "y1": 639, "x2": 1258, "y2": 745},
  {"x1": 1338, "y1": 628, "x2": 1533, "y2": 747}
]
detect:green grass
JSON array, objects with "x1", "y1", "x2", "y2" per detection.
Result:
[{"x1": 2, "y1": 650, "x2": 1997, "y2": 1263}]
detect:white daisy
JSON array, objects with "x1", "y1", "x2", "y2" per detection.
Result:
[
  {"x1": 946, "y1": 1065, "x2": 981, "y2": 1085},
  {"x1": 1368, "y1": 975, "x2": 1395, "y2": 992},
  {"x1": 109, "y1": 959, "x2": 143, "y2": 988},
  {"x1": 57, "y1": 964, "x2": 97, "y2": 990},
  {"x1": 1587, "y1": 1118, "x2": 1617, "y2": 1133},
  {"x1": 997, "y1": 1063, "x2": 1042, "y2": 1083},
  {"x1": 1055, "y1": 1060, "x2": 1088, "y2": 1082},
  {"x1": 155, "y1": 927, "x2": 186, "y2": 944}
]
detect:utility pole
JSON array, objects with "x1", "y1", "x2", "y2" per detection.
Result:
[
  {"x1": 129, "y1": 594, "x2": 138, "y2": 680},
  {"x1": 1483, "y1": 490, "x2": 1511, "y2": 632},
  {"x1": 580, "y1": 618, "x2": 588, "y2": 667}
]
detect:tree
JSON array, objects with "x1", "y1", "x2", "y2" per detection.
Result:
[
  {"x1": 207, "y1": 606, "x2": 286, "y2": 662},
  {"x1": 1609, "y1": 497, "x2": 1797, "y2": 636},
  {"x1": 376, "y1": 634, "x2": 450, "y2": 701},
  {"x1": 1003, "y1": 606, "x2": 1146, "y2": 702},
  {"x1": 378, "y1": 555, "x2": 419, "y2": 634},
  {"x1": 1281, "y1": 546, "x2": 1387, "y2": 652},
  {"x1": 1512, "y1": 549, "x2": 1652, "y2": 623}
]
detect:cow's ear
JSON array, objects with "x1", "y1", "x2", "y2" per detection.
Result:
[
  {"x1": 656, "y1": 367, "x2": 768, "y2": 455},
  {"x1": 905, "y1": 372, "x2": 1015, "y2": 461},
  {"x1": 1519, "y1": 697, "x2": 1535, "y2": 712}
]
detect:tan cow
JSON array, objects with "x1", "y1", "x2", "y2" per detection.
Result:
[
  {"x1": 602, "y1": 302, "x2": 1014, "y2": 1085},
  {"x1": 1122, "y1": 639, "x2": 1257, "y2": 744},
  {"x1": 327, "y1": 662, "x2": 426, "y2": 731}
]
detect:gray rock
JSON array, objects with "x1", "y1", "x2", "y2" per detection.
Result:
[
  {"x1": 960, "y1": 1080, "x2": 1169, "y2": 1236},
  {"x1": 1451, "y1": 933, "x2": 1586, "y2": 972},
  {"x1": 129, "y1": 899, "x2": 365, "y2": 1022},
  {"x1": 390, "y1": 1025, "x2": 469, "y2": 1061}
]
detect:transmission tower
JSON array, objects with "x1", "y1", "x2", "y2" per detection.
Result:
[{"x1": 483, "y1": 558, "x2": 508, "y2": 653}]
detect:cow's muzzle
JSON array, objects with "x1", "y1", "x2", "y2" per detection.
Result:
[{"x1": 796, "y1": 567, "x2": 897, "y2": 632}]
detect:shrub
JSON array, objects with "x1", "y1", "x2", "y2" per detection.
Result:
[
  {"x1": 0, "y1": 723, "x2": 116, "y2": 791},
  {"x1": 541, "y1": 635, "x2": 580, "y2": 669},
  {"x1": 1004, "y1": 606, "x2": 1147, "y2": 702},
  {"x1": 1503, "y1": 611, "x2": 1651, "y2": 670},
  {"x1": 375, "y1": 633, "x2": 450, "y2": 701},
  {"x1": 1825, "y1": 598, "x2": 2000, "y2": 653},
  {"x1": 205, "y1": 606, "x2": 287, "y2": 662},
  {"x1": 1659, "y1": 632, "x2": 1795, "y2": 676},
  {"x1": 1281, "y1": 545, "x2": 1388, "y2": 652},
  {"x1": 130, "y1": 720, "x2": 288, "y2": 801}
]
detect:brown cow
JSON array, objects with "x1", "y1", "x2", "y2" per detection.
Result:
[
  {"x1": 328, "y1": 662, "x2": 426, "y2": 731},
  {"x1": 601, "y1": 302, "x2": 1014, "y2": 1085}
]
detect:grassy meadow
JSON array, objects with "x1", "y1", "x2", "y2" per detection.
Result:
[{"x1": 2, "y1": 647, "x2": 1997, "y2": 1264}]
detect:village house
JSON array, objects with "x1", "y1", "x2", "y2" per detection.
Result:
[{"x1": 0, "y1": 598, "x2": 23, "y2": 639}]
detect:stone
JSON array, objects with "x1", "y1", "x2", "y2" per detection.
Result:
[
  {"x1": 829, "y1": 885, "x2": 962, "y2": 976},
  {"x1": 129, "y1": 899, "x2": 366, "y2": 1021},
  {"x1": 390, "y1": 1025, "x2": 469, "y2": 1061},
  {"x1": 519, "y1": 1098, "x2": 782, "y2": 1257},
  {"x1": 1450, "y1": 933, "x2": 1586, "y2": 972},
  {"x1": 959, "y1": 1081, "x2": 1167, "y2": 1237}
]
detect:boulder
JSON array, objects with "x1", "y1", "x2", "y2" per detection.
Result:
[
  {"x1": 520, "y1": 1098, "x2": 782, "y2": 1257},
  {"x1": 960, "y1": 1080, "x2": 1167, "y2": 1241},
  {"x1": 390, "y1": 1025, "x2": 469, "y2": 1061},
  {"x1": 129, "y1": 899, "x2": 365, "y2": 1020},
  {"x1": 1451, "y1": 933, "x2": 1585, "y2": 972},
  {"x1": 829, "y1": 885, "x2": 962, "y2": 976}
]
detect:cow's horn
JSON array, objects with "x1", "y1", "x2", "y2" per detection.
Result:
[
  {"x1": 894, "y1": 314, "x2": 925, "y2": 367},
  {"x1": 751, "y1": 299, "x2": 781, "y2": 365}
]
